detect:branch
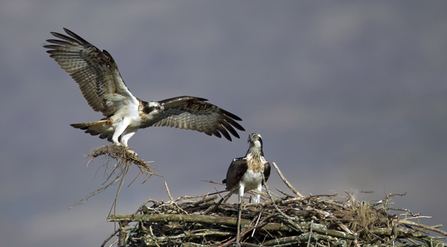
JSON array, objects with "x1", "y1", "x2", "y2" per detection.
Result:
[
  {"x1": 108, "y1": 213, "x2": 291, "y2": 232},
  {"x1": 399, "y1": 219, "x2": 447, "y2": 236},
  {"x1": 272, "y1": 162, "x2": 303, "y2": 197}
]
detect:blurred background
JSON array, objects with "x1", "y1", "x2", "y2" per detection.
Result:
[{"x1": 1, "y1": 1, "x2": 447, "y2": 246}]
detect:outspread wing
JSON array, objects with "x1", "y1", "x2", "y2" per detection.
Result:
[
  {"x1": 44, "y1": 28, "x2": 138, "y2": 116},
  {"x1": 143, "y1": 96, "x2": 245, "y2": 141},
  {"x1": 223, "y1": 158, "x2": 248, "y2": 190}
]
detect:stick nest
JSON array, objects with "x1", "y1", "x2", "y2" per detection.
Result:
[{"x1": 103, "y1": 163, "x2": 447, "y2": 247}]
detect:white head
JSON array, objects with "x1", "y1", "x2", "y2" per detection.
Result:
[
  {"x1": 248, "y1": 133, "x2": 263, "y2": 149},
  {"x1": 148, "y1": 101, "x2": 164, "y2": 112}
]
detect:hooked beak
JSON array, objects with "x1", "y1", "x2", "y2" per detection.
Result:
[{"x1": 248, "y1": 133, "x2": 260, "y2": 143}]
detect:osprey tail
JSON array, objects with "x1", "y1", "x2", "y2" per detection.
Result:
[{"x1": 70, "y1": 120, "x2": 112, "y2": 139}]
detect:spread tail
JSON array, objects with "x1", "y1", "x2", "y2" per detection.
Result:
[{"x1": 70, "y1": 120, "x2": 113, "y2": 140}]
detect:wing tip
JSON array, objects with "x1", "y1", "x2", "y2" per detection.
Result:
[{"x1": 222, "y1": 109, "x2": 243, "y2": 121}]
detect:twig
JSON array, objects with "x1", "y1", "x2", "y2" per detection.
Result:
[
  {"x1": 236, "y1": 201, "x2": 242, "y2": 243},
  {"x1": 181, "y1": 194, "x2": 217, "y2": 206},
  {"x1": 164, "y1": 181, "x2": 188, "y2": 215},
  {"x1": 272, "y1": 162, "x2": 303, "y2": 197},
  {"x1": 219, "y1": 211, "x2": 277, "y2": 247},
  {"x1": 203, "y1": 197, "x2": 224, "y2": 215},
  {"x1": 337, "y1": 221, "x2": 360, "y2": 247},
  {"x1": 101, "y1": 229, "x2": 119, "y2": 247},
  {"x1": 262, "y1": 172, "x2": 303, "y2": 232},
  {"x1": 201, "y1": 179, "x2": 225, "y2": 185},
  {"x1": 276, "y1": 187, "x2": 294, "y2": 197},
  {"x1": 307, "y1": 220, "x2": 313, "y2": 247},
  {"x1": 214, "y1": 187, "x2": 224, "y2": 199},
  {"x1": 108, "y1": 213, "x2": 291, "y2": 232},
  {"x1": 108, "y1": 162, "x2": 131, "y2": 217},
  {"x1": 251, "y1": 208, "x2": 264, "y2": 237},
  {"x1": 118, "y1": 225, "x2": 127, "y2": 247},
  {"x1": 148, "y1": 225, "x2": 161, "y2": 247},
  {"x1": 222, "y1": 185, "x2": 241, "y2": 204},
  {"x1": 108, "y1": 239, "x2": 118, "y2": 247},
  {"x1": 399, "y1": 219, "x2": 447, "y2": 236},
  {"x1": 165, "y1": 181, "x2": 174, "y2": 202}
]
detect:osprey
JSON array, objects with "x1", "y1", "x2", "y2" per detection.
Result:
[
  {"x1": 223, "y1": 133, "x2": 271, "y2": 203},
  {"x1": 44, "y1": 28, "x2": 244, "y2": 147}
]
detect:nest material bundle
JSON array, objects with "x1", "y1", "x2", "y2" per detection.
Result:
[
  {"x1": 70, "y1": 145, "x2": 163, "y2": 211},
  {"x1": 104, "y1": 171, "x2": 447, "y2": 246},
  {"x1": 86, "y1": 145, "x2": 161, "y2": 179}
]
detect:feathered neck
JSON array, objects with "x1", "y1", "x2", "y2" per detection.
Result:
[{"x1": 246, "y1": 141, "x2": 264, "y2": 158}]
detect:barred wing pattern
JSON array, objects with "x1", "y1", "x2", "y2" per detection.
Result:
[
  {"x1": 44, "y1": 28, "x2": 138, "y2": 117},
  {"x1": 147, "y1": 96, "x2": 245, "y2": 141}
]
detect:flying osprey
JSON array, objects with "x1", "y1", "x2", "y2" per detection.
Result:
[
  {"x1": 223, "y1": 133, "x2": 271, "y2": 203},
  {"x1": 44, "y1": 28, "x2": 244, "y2": 147}
]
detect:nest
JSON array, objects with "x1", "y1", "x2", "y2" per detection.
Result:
[
  {"x1": 100, "y1": 163, "x2": 447, "y2": 247},
  {"x1": 73, "y1": 145, "x2": 446, "y2": 246}
]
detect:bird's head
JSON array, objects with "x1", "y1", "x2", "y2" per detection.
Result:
[
  {"x1": 248, "y1": 133, "x2": 263, "y2": 149},
  {"x1": 148, "y1": 101, "x2": 164, "y2": 113}
]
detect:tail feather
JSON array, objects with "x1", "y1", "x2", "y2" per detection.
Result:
[
  {"x1": 70, "y1": 122, "x2": 91, "y2": 130},
  {"x1": 70, "y1": 119, "x2": 112, "y2": 137}
]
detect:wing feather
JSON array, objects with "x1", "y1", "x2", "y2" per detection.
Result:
[
  {"x1": 143, "y1": 96, "x2": 244, "y2": 141},
  {"x1": 44, "y1": 28, "x2": 138, "y2": 116},
  {"x1": 220, "y1": 120, "x2": 239, "y2": 139},
  {"x1": 224, "y1": 159, "x2": 248, "y2": 190},
  {"x1": 264, "y1": 162, "x2": 271, "y2": 183},
  {"x1": 216, "y1": 122, "x2": 231, "y2": 140}
]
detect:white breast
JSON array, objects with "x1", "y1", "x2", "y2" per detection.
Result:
[
  {"x1": 240, "y1": 169, "x2": 263, "y2": 192},
  {"x1": 112, "y1": 102, "x2": 142, "y2": 130}
]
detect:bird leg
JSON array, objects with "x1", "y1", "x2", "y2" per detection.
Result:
[
  {"x1": 112, "y1": 118, "x2": 131, "y2": 146},
  {"x1": 253, "y1": 184, "x2": 263, "y2": 203},
  {"x1": 238, "y1": 185, "x2": 245, "y2": 204},
  {"x1": 121, "y1": 131, "x2": 136, "y2": 147}
]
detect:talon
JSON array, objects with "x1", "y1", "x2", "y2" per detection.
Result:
[{"x1": 127, "y1": 149, "x2": 138, "y2": 157}]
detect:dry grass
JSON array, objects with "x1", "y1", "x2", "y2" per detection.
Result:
[{"x1": 69, "y1": 145, "x2": 163, "y2": 215}]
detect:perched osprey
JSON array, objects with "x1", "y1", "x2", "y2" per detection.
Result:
[
  {"x1": 44, "y1": 28, "x2": 244, "y2": 147},
  {"x1": 223, "y1": 133, "x2": 271, "y2": 203}
]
